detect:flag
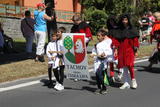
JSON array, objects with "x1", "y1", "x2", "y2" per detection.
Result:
[{"x1": 104, "y1": 71, "x2": 109, "y2": 85}]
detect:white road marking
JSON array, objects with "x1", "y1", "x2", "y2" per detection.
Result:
[
  {"x1": 134, "y1": 59, "x2": 148, "y2": 63},
  {"x1": 0, "y1": 80, "x2": 40, "y2": 92},
  {"x1": 0, "y1": 58, "x2": 149, "y2": 92}
]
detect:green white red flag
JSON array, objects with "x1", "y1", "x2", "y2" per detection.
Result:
[{"x1": 63, "y1": 33, "x2": 90, "y2": 80}]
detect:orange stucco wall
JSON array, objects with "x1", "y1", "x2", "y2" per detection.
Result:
[
  {"x1": 24, "y1": 0, "x2": 81, "y2": 12},
  {"x1": 0, "y1": 0, "x2": 82, "y2": 12},
  {"x1": 0, "y1": 0, "x2": 23, "y2": 5},
  {"x1": 23, "y1": 0, "x2": 43, "y2": 7},
  {"x1": 54, "y1": 0, "x2": 81, "y2": 12}
]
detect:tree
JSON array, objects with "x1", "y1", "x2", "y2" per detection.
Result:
[{"x1": 80, "y1": 0, "x2": 160, "y2": 34}]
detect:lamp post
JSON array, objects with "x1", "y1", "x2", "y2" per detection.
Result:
[{"x1": 45, "y1": 0, "x2": 57, "y2": 42}]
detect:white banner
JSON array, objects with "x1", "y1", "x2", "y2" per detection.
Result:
[{"x1": 62, "y1": 33, "x2": 90, "y2": 80}]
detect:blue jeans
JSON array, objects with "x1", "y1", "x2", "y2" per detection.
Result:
[{"x1": 95, "y1": 62, "x2": 106, "y2": 90}]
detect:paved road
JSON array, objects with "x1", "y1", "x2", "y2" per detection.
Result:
[{"x1": 0, "y1": 60, "x2": 160, "y2": 107}]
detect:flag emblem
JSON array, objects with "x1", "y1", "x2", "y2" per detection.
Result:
[{"x1": 63, "y1": 35, "x2": 86, "y2": 64}]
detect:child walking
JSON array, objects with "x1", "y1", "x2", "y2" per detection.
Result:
[
  {"x1": 91, "y1": 28, "x2": 113, "y2": 94},
  {"x1": 46, "y1": 32, "x2": 58, "y2": 86},
  {"x1": 46, "y1": 27, "x2": 66, "y2": 91},
  {"x1": 54, "y1": 27, "x2": 66, "y2": 90},
  {"x1": 114, "y1": 14, "x2": 139, "y2": 89}
]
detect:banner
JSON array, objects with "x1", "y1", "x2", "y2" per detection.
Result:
[{"x1": 63, "y1": 33, "x2": 90, "y2": 80}]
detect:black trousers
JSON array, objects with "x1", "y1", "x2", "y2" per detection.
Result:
[
  {"x1": 48, "y1": 64, "x2": 52, "y2": 83},
  {"x1": 95, "y1": 65, "x2": 107, "y2": 90},
  {"x1": 53, "y1": 65, "x2": 65, "y2": 85}
]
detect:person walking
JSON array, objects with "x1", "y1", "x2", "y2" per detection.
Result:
[
  {"x1": 113, "y1": 14, "x2": 139, "y2": 89},
  {"x1": 107, "y1": 16, "x2": 123, "y2": 84},
  {"x1": 47, "y1": 27, "x2": 66, "y2": 87},
  {"x1": 91, "y1": 28, "x2": 113, "y2": 94}
]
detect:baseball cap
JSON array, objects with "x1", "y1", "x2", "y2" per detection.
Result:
[{"x1": 36, "y1": 3, "x2": 45, "y2": 8}]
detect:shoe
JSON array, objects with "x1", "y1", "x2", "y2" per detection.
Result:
[
  {"x1": 35, "y1": 56, "x2": 39, "y2": 62},
  {"x1": 38, "y1": 55, "x2": 45, "y2": 62},
  {"x1": 109, "y1": 77, "x2": 115, "y2": 85},
  {"x1": 147, "y1": 63, "x2": 152, "y2": 70},
  {"x1": 119, "y1": 82, "x2": 130, "y2": 89},
  {"x1": 100, "y1": 89, "x2": 108, "y2": 95},
  {"x1": 111, "y1": 77, "x2": 115, "y2": 82},
  {"x1": 74, "y1": 79, "x2": 79, "y2": 82},
  {"x1": 131, "y1": 79, "x2": 137, "y2": 89},
  {"x1": 58, "y1": 84, "x2": 64, "y2": 91},
  {"x1": 94, "y1": 89, "x2": 101, "y2": 94},
  {"x1": 54, "y1": 82, "x2": 60, "y2": 90},
  {"x1": 116, "y1": 74, "x2": 122, "y2": 82},
  {"x1": 54, "y1": 82, "x2": 64, "y2": 91}
]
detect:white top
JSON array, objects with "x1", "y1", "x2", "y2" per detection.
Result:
[
  {"x1": 57, "y1": 39, "x2": 63, "y2": 51},
  {"x1": 46, "y1": 40, "x2": 64, "y2": 68},
  {"x1": 92, "y1": 38, "x2": 113, "y2": 61},
  {"x1": 92, "y1": 38, "x2": 114, "y2": 73},
  {"x1": 21, "y1": 17, "x2": 35, "y2": 37}
]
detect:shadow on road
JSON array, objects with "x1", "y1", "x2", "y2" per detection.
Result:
[
  {"x1": 40, "y1": 79, "x2": 56, "y2": 88},
  {"x1": 82, "y1": 86, "x2": 97, "y2": 93},
  {"x1": 136, "y1": 65, "x2": 160, "y2": 74}
]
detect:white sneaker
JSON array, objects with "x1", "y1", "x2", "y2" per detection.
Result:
[
  {"x1": 54, "y1": 82, "x2": 60, "y2": 90},
  {"x1": 117, "y1": 74, "x2": 122, "y2": 81},
  {"x1": 74, "y1": 79, "x2": 79, "y2": 82},
  {"x1": 131, "y1": 79, "x2": 137, "y2": 89},
  {"x1": 120, "y1": 82, "x2": 130, "y2": 89},
  {"x1": 55, "y1": 84, "x2": 64, "y2": 91},
  {"x1": 58, "y1": 84, "x2": 64, "y2": 91}
]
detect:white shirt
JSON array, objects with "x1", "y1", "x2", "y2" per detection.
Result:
[
  {"x1": 46, "y1": 40, "x2": 64, "y2": 68},
  {"x1": 92, "y1": 38, "x2": 114, "y2": 73},
  {"x1": 92, "y1": 38, "x2": 113, "y2": 60}
]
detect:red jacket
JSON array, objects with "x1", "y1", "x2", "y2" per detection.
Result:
[
  {"x1": 114, "y1": 37, "x2": 139, "y2": 68},
  {"x1": 71, "y1": 21, "x2": 92, "y2": 39}
]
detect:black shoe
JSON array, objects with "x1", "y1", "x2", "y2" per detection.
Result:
[
  {"x1": 100, "y1": 89, "x2": 108, "y2": 95},
  {"x1": 115, "y1": 77, "x2": 122, "y2": 82},
  {"x1": 147, "y1": 63, "x2": 153, "y2": 70},
  {"x1": 109, "y1": 77, "x2": 115, "y2": 85},
  {"x1": 38, "y1": 55, "x2": 45, "y2": 62},
  {"x1": 94, "y1": 89, "x2": 101, "y2": 94}
]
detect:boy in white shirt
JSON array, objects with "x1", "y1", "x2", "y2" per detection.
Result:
[
  {"x1": 46, "y1": 27, "x2": 66, "y2": 91},
  {"x1": 46, "y1": 32, "x2": 58, "y2": 86},
  {"x1": 91, "y1": 28, "x2": 113, "y2": 94},
  {"x1": 54, "y1": 27, "x2": 66, "y2": 90}
]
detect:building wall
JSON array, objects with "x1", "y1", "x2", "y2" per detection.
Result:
[
  {"x1": 23, "y1": 0, "x2": 81, "y2": 12},
  {"x1": 0, "y1": 16, "x2": 73, "y2": 39},
  {"x1": 23, "y1": 0, "x2": 43, "y2": 7},
  {"x1": 0, "y1": 0, "x2": 82, "y2": 12},
  {"x1": 0, "y1": 0, "x2": 23, "y2": 5},
  {"x1": 54, "y1": 0, "x2": 81, "y2": 12}
]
